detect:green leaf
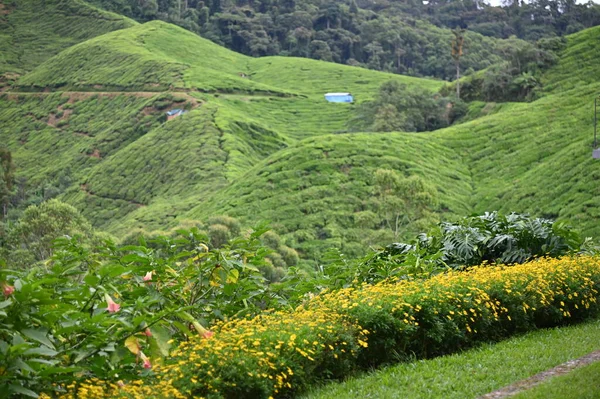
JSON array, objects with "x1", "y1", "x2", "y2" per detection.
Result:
[
  {"x1": 74, "y1": 349, "x2": 94, "y2": 363},
  {"x1": 99, "y1": 264, "x2": 127, "y2": 278},
  {"x1": 38, "y1": 366, "x2": 81, "y2": 377},
  {"x1": 9, "y1": 343, "x2": 31, "y2": 355},
  {"x1": 24, "y1": 346, "x2": 58, "y2": 357},
  {"x1": 149, "y1": 325, "x2": 171, "y2": 357},
  {"x1": 0, "y1": 299, "x2": 12, "y2": 309},
  {"x1": 9, "y1": 385, "x2": 39, "y2": 398},
  {"x1": 21, "y1": 329, "x2": 55, "y2": 349},
  {"x1": 242, "y1": 263, "x2": 260, "y2": 272},
  {"x1": 172, "y1": 321, "x2": 191, "y2": 336},
  {"x1": 120, "y1": 254, "x2": 149, "y2": 264},
  {"x1": 226, "y1": 269, "x2": 240, "y2": 284},
  {"x1": 28, "y1": 358, "x2": 58, "y2": 366},
  {"x1": 84, "y1": 273, "x2": 100, "y2": 286},
  {"x1": 14, "y1": 358, "x2": 34, "y2": 373}
]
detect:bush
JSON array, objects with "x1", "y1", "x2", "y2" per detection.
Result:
[
  {"x1": 351, "y1": 81, "x2": 457, "y2": 133},
  {"x1": 62, "y1": 256, "x2": 600, "y2": 398},
  {"x1": 0, "y1": 226, "x2": 285, "y2": 397}
]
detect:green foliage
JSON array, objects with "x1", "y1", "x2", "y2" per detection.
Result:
[
  {"x1": 121, "y1": 217, "x2": 300, "y2": 281},
  {"x1": 0, "y1": 0, "x2": 135, "y2": 75},
  {"x1": 372, "y1": 169, "x2": 439, "y2": 240},
  {"x1": 0, "y1": 199, "x2": 103, "y2": 268},
  {"x1": 292, "y1": 212, "x2": 585, "y2": 290},
  {"x1": 443, "y1": 37, "x2": 563, "y2": 102},
  {"x1": 78, "y1": 255, "x2": 600, "y2": 398},
  {"x1": 0, "y1": 224, "x2": 284, "y2": 396},
  {"x1": 352, "y1": 80, "x2": 467, "y2": 132},
  {"x1": 3, "y1": 19, "x2": 600, "y2": 268},
  {"x1": 0, "y1": 148, "x2": 15, "y2": 218},
  {"x1": 84, "y1": 0, "x2": 600, "y2": 80},
  {"x1": 187, "y1": 133, "x2": 471, "y2": 264},
  {"x1": 375, "y1": 212, "x2": 585, "y2": 277}
]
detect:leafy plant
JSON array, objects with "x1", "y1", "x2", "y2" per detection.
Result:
[
  {"x1": 0, "y1": 225, "x2": 286, "y2": 396},
  {"x1": 61, "y1": 255, "x2": 600, "y2": 398}
]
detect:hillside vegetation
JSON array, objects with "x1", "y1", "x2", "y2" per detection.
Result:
[
  {"x1": 2, "y1": 3, "x2": 600, "y2": 265},
  {"x1": 85, "y1": 0, "x2": 600, "y2": 80},
  {"x1": 0, "y1": 0, "x2": 135, "y2": 77}
]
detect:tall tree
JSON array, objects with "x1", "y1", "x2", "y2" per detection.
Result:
[
  {"x1": 0, "y1": 148, "x2": 15, "y2": 219},
  {"x1": 451, "y1": 27, "x2": 465, "y2": 99},
  {"x1": 373, "y1": 169, "x2": 438, "y2": 240}
]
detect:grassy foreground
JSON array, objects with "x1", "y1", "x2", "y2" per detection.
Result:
[{"x1": 302, "y1": 318, "x2": 600, "y2": 399}]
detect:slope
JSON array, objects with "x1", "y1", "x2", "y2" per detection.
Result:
[
  {"x1": 15, "y1": 21, "x2": 279, "y2": 93},
  {"x1": 0, "y1": 0, "x2": 135, "y2": 77},
  {"x1": 2, "y1": 18, "x2": 444, "y2": 240},
  {"x1": 7, "y1": 19, "x2": 600, "y2": 267},
  {"x1": 185, "y1": 133, "x2": 472, "y2": 259},
  {"x1": 178, "y1": 24, "x2": 600, "y2": 260},
  {"x1": 441, "y1": 25, "x2": 600, "y2": 231}
]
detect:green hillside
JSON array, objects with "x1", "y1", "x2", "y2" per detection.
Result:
[
  {"x1": 185, "y1": 133, "x2": 472, "y2": 258},
  {"x1": 0, "y1": 0, "x2": 135, "y2": 77},
  {"x1": 15, "y1": 20, "x2": 438, "y2": 96},
  {"x1": 447, "y1": 26, "x2": 600, "y2": 226},
  {"x1": 1, "y1": 11, "x2": 444, "y2": 251},
  {"x1": 2, "y1": 10, "x2": 600, "y2": 265}
]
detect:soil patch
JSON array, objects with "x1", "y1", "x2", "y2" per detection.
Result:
[
  {"x1": 47, "y1": 107, "x2": 73, "y2": 127},
  {"x1": 89, "y1": 149, "x2": 101, "y2": 159},
  {"x1": 0, "y1": 3, "x2": 10, "y2": 15}
]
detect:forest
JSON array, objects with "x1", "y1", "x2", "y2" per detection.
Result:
[{"x1": 85, "y1": 0, "x2": 600, "y2": 79}]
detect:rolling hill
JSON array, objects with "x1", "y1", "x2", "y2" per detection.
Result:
[
  {"x1": 2, "y1": 1, "x2": 600, "y2": 265},
  {"x1": 0, "y1": 0, "x2": 135, "y2": 77}
]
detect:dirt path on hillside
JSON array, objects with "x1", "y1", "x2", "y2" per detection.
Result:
[
  {"x1": 2, "y1": 91, "x2": 200, "y2": 105},
  {"x1": 479, "y1": 350, "x2": 600, "y2": 398}
]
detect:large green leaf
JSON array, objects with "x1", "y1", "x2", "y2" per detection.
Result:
[
  {"x1": 21, "y1": 329, "x2": 55, "y2": 350},
  {"x1": 149, "y1": 325, "x2": 171, "y2": 357},
  {"x1": 0, "y1": 299, "x2": 13, "y2": 309},
  {"x1": 24, "y1": 346, "x2": 58, "y2": 357},
  {"x1": 9, "y1": 384, "x2": 39, "y2": 398}
]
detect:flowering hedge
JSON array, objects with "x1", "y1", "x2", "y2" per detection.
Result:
[{"x1": 54, "y1": 256, "x2": 600, "y2": 399}]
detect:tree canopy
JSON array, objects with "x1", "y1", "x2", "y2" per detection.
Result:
[{"x1": 86, "y1": 0, "x2": 600, "y2": 80}]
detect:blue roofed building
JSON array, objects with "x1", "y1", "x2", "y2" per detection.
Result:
[
  {"x1": 166, "y1": 109, "x2": 185, "y2": 120},
  {"x1": 324, "y1": 93, "x2": 353, "y2": 103}
]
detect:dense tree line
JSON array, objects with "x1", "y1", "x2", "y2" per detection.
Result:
[{"x1": 86, "y1": 0, "x2": 600, "y2": 80}]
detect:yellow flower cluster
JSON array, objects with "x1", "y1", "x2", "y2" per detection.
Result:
[{"x1": 53, "y1": 256, "x2": 600, "y2": 399}]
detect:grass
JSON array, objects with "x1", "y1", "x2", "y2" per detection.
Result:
[
  {"x1": 514, "y1": 360, "x2": 600, "y2": 399},
  {"x1": 301, "y1": 318, "x2": 600, "y2": 399},
  {"x1": 16, "y1": 19, "x2": 440, "y2": 95}
]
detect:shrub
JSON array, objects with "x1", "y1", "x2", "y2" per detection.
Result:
[
  {"x1": 0, "y1": 226, "x2": 285, "y2": 397},
  {"x1": 60, "y1": 256, "x2": 600, "y2": 398}
]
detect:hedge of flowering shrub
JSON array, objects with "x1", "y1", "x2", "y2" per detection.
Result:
[{"x1": 51, "y1": 256, "x2": 600, "y2": 399}]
